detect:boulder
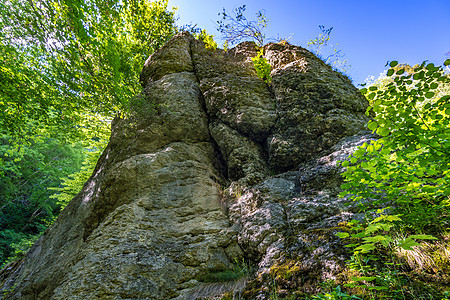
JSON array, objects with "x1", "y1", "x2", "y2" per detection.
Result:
[{"x1": 0, "y1": 32, "x2": 371, "y2": 299}]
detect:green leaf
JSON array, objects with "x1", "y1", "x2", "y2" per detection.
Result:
[
  {"x1": 363, "y1": 235, "x2": 391, "y2": 244},
  {"x1": 389, "y1": 61, "x2": 398, "y2": 67},
  {"x1": 385, "y1": 215, "x2": 402, "y2": 222},
  {"x1": 367, "y1": 121, "x2": 378, "y2": 131},
  {"x1": 336, "y1": 232, "x2": 350, "y2": 238},
  {"x1": 425, "y1": 92, "x2": 435, "y2": 99},
  {"x1": 369, "y1": 286, "x2": 388, "y2": 291},
  {"x1": 387, "y1": 69, "x2": 394, "y2": 76},
  {"x1": 377, "y1": 127, "x2": 390, "y2": 136},
  {"x1": 430, "y1": 82, "x2": 438, "y2": 89},
  {"x1": 444, "y1": 59, "x2": 450, "y2": 66},
  {"x1": 426, "y1": 63, "x2": 436, "y2": 70},
  {"x1": 398, "y1": 238, "x2": 421, "y2": 250},
  {"x1": 365, "y1": 224, "x2": 382, "y2": 234},
  {"x1": 413, "y1": 72, "x2": 424, "y2": 80}
]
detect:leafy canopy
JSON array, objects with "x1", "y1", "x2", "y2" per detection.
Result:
[
  {"x1": 340, "y1": 59, "x2": 450, "y2": 210},
  {"x1": 0, "y1": 0, "x2": 177, "y2": 141}
]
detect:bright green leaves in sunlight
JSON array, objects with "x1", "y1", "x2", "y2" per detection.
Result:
[
  {"x1": 0, "y1": 136, "x2": 85, "y2": 266},
  {"x1": 252, "y1": 49, "x2": 272, "y2": 83},
  {"x1": 342, "y1": 59, "x2": 450, "y2": 263},
  {"x1": 0, "y1": 0, "x2": 177, "y2": 141},
  {"x1": 341, "y1": 60, "x2": 450, "y2": 231},
  {"x1": 193, "y1": 29, "x2": 218, "y2": 51}
]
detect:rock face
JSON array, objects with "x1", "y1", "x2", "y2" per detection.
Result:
[{"x1": 0, "y1": 32, "x2": 371, "y2": 299}]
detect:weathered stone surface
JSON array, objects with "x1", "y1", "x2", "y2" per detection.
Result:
[
  {"x1": 201, "y1": 75, "x2": 277, "y2": 142},
  {"x1": 190, "y1": 39, "x2": 258, "y2": 80},
  {"x1": 226, "y1": 132, "x2": 377, "y2": 298},
  {"x1": 209, "y1": 121, "x2": 268, "y2": 185},
  {"x1": 264, "y1": 42, "x2": 369, "y2": 171},
  {"x1": 50, "y1": 143, "x2": 234, "y2": 299},
  {"x1": 111, "y1": 72, "x2": 211, "y2": 162},
  {"x1": 0, "y1": 32, "x2": 371, "y2": 299},
  {"x1": 140, "y1": 32, "x2": 194, "y2": 85},
  {"x1": 192, "y1": 40, "x2": 277, "y2": 142}
]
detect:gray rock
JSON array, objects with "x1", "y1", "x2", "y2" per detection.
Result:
[
  {"x1": 264, "y1": 42, "x2": 370, "y2": 171},
  {"x1": 209, "y1": 121, "x2": 268, "y2": 185}
]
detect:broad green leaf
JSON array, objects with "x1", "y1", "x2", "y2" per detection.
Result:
[
  {"x1": 335, "y1": 232, "x2": 350, "y2": 238},
  {"x1": 425, "y1": 92, "x2": 435, "y2": 99},
  {"x1": 398, "y1": 238, "x2": 421, "y2": 250},
  {"x1": 389, "y1": 61, "x2": 398, "y2": 67},
  {"x1": 377, "y1": 127, "x2": 390, "y2": 136},
  {"x1": 385, "y1": 215, "x2": 402, "y2": 222},
  {"x1": 363, "y1": 235, "x2": 391, "y2": 243},
  {"x1": 365, "y1": 224, "x2": 382, "y2": 234},
  {"x1": 367, "y1": 121, "x2": 378, "y2": 131}
]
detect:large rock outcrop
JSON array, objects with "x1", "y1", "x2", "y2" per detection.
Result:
[{"x1": 0, "y1": 32, "x2": 371, "y2": 299}]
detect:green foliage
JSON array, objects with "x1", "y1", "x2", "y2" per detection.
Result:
[
  {"x1": 193, "y1": 29, "x2": 218, "y2": 51},
  {"x1": 217, "y1": 5, "x2": 268, "y2": 47},
  {"x1": 341, "y1": 60, "x2": 450, "y2": 220},
  {"x1": 333, "y1": 60, "x2": 450, "y2": 299},
  {"x1": 0, "y1": 0, "x2": 177, "y2": 141},
  {"x1": 337, "y1": 208, "x2": 437, "y2": 255},
  {"x1": 308, "y1": 25, "x2": 350, "y2": 73},
  {"x1": 252, "y1": 49, "x2": 272, "y2": 83},
  {"x1": 49, "y1": 138, "x2": 107, "y2": 208},
  {"x1": 1, "y1": 231, "x2": 40, "y2": 267},
  {"x1": 0, "y1": 135, "x2": 85, "y2": 266}
]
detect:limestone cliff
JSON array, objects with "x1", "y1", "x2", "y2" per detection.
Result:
[{"x1": 0, "y1": 32, "x2": 372, "y2": 299}]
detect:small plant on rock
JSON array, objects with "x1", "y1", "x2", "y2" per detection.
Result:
[{"x1": 252, "y1": 48, "x2": 272, "y2": 83}]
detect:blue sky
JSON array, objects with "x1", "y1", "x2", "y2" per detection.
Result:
[{"x1": 167, "y1": 0, "x2": 450, "y2": 85}]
